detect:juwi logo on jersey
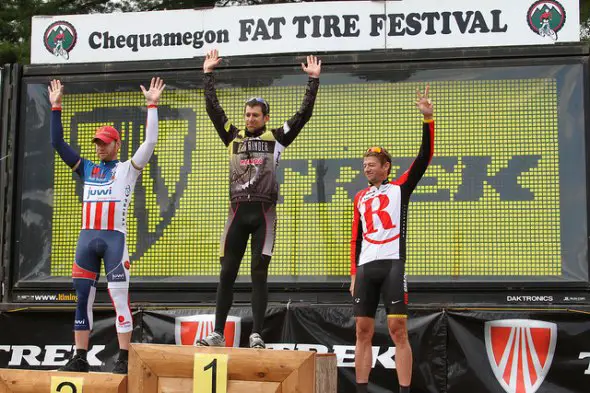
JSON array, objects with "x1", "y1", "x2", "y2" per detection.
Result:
[{"x1": 87, "y1": 188, "x2": 112, "y2": 198}]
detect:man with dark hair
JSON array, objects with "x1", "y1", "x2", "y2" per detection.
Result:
[
  {"x1": 199, "y1": 49, "x2": 320, "y2": 348},
  {"x1": 350, "y1": 86, "x2": 434, "y2": 393}
]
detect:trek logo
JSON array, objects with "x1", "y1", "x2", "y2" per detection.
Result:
[
  {"x1": 0, "y1": 345, "x2": 104, "y2": 367},
  {"x1": 485, "y1": 319, "x2": 557, "y2": 393},
  {"x1": 579, "y1": 352, "x2": 590, "y2": 374},
  {"x1": 175, "y1": 314, "x2": 241, "y2": 347},
  {"x1": 90, "y1": 166, "x2": 107, "y2": 180},
  {"x1": 266, "y1": 343, "x2": 397, "y2": 369},
  {"x1": 279, "y1": 155, "x2": 542, "y2": 204},
  {"x1": 361, "y1": 192, "x2": 399, "y2": 244},
  {"x1": 403, "y1": 274, "x2": 408, "y2": 304}
]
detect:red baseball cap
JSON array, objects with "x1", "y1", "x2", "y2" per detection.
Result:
[{"x1": 93, "y1": 126, "x2": 120, "y2": 144}]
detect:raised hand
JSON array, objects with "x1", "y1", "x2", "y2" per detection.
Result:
[
  {"x1": 416, "y1": 85, "x2": 433, "y2": 119},
  {"x1": 48, "y1": 79, "x2": 63, "y2": 107},
  {"x1": 203, "y1": 49, "x2": 223, "y2": 73},
  {"x1": 301, "y1": 55, "x2": 321, "y2": 78},
  {"x1": 140, "y1": 77, "x2": 166, "y2": 106}
]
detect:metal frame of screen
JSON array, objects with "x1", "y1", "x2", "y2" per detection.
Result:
[
  {"x1": 1, "y1": 64, "x2": 22, "y2": 305},
  {"x1": 5, "y1": 44, "x2": 590, "y2": 305}
]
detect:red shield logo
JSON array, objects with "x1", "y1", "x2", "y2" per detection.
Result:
[
  {"x1": 174, "y1": 314, "x2": 241, "y2": 347},
  {"x1": 485, "y1": 319, "x2": 557, "y2": 393}
]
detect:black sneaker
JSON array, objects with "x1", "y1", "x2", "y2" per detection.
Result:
[
  {"x1": 111, "y1": 359, "x2": 128, "y2": 374},
  {"x1": 58, "y1": 355, "x2": 89, "y2": 372}
]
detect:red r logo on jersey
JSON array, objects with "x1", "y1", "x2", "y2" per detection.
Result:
[{"x1": 363, "y1": 195, "x2": 399, "y2": 244}]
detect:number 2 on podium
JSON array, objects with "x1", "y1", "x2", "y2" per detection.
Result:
[
  {"x1": 193, "y1": 353, "x2": 228, "y2": 393},
  {"x1": 50, "y1": 376, "x2": 84, "y2": 393}
]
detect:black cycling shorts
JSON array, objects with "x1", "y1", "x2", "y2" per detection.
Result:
[{"x1": 352, "y1": 259, "x2": 407, "y2": 318}]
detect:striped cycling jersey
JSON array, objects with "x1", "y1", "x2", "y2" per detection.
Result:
[
  {"x1": 77, "y1": 159, "x2": 140, "y2": 234},
  {"x1": 350, "y1": 120, "x2": 434, "y2": 274},
  {"x1": 50, "y1": 106, "x2": 157, "y2": 235}
]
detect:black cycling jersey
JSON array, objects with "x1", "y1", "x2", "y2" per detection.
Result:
[{"x1": 204, "y1": 73, "x2": 319, "y2": 203}]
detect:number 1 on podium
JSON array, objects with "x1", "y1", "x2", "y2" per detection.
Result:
[{"x1": 193, "y1": 353, "x2": 228, "y2": 393}]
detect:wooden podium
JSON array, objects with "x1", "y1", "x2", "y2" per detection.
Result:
[
  {"x1": 0, "y1": 345, "x2": 336, "y2": 393},
  {"x1": 128, "y1": 343, "x2": 337, "y2": 393},
  {"x1": 0, "y1": 369, "x2": 127, "y2": 393}
]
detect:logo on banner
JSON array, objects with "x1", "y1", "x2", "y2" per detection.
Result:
[
  {"x1": 0, "y1": 345, "x2": 104, "y2": 367},
  {"x1": 485, "y1": 319, "x2": 557, "y2": 393},
  {"x1": 175, "y1": 314, "x2": 241, "y2": 347},
  {"x1": 43, "y1": 21, "x2": 77, "y2": 60},
  {"x1": 527, "y1": 1, "x2": 566, "y2": 41}
]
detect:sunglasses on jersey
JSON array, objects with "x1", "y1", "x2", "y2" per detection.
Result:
[
  {"x1": 365, "y1": 146, "x2": 392, "y2": 163},
  {"x1": 245, "y1": 97, "x2": 270, "y2": 115}
]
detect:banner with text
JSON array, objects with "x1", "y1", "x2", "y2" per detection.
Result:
[
  {"x1": 0, "y1": 310, "x2": 140, "y2": 371},
  {"x1": 2, "y1": 307, "x2": 590, "y2": 392},
  {"x1": 30, "y1": 0, "x2": 580, "y2": 64}
]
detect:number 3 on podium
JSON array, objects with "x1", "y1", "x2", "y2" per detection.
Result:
[{"x1": 193, "y1": 353, "x2": 228, "y2": 393}]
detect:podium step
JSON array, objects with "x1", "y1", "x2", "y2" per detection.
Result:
[
  {"x1": 128, "y1": 343, "x2": 336, "y2": 393},
  {"x1": 159, "y1": 378, "x2": 280, "y2": 393},
  {"x1": 0, "y1": 369, "x2": 127, "y2": 393}
]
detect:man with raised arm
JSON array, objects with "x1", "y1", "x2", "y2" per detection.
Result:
[
  {"x1": 198, "y1": 49, "x2": 320, "y2": 349},
  {"x1": 350, "y1": 86, "x2": 434, "y2": 393},
  {"x1": 49, "y1": 77, "x2": 165, "y2": 374}
]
